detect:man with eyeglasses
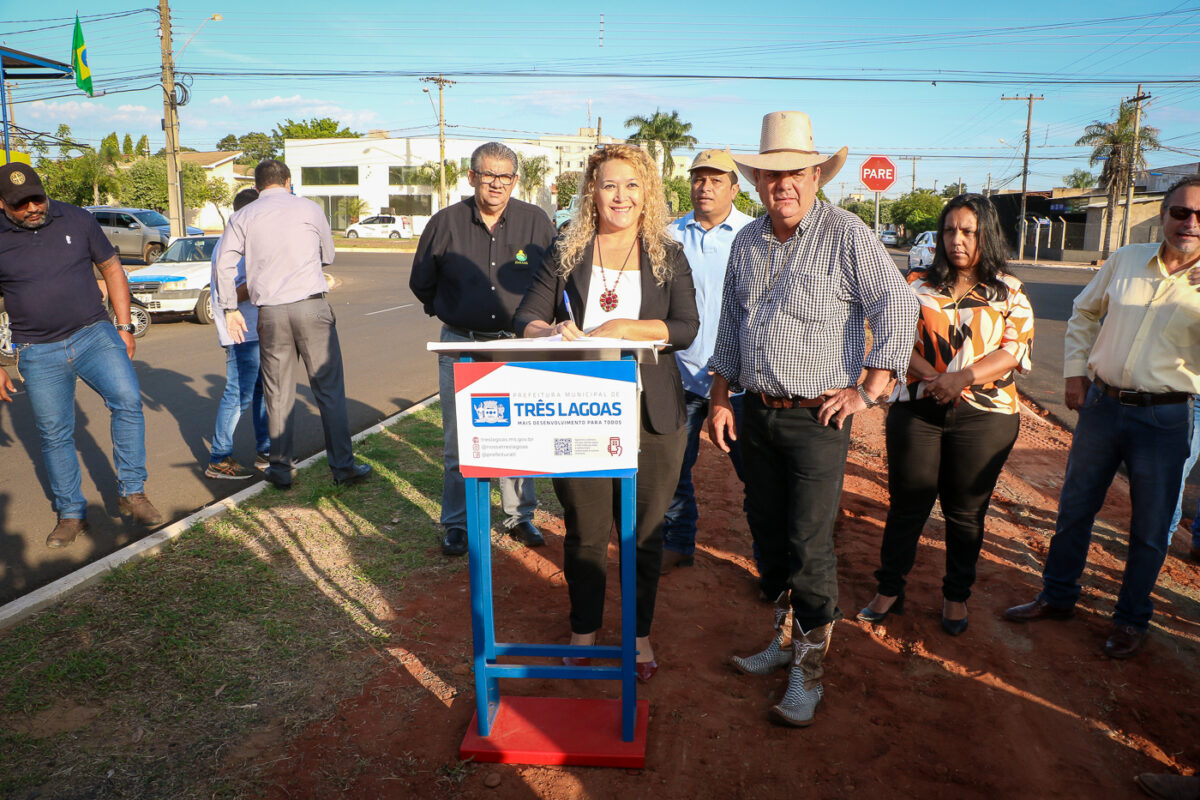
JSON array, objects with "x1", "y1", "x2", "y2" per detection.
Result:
[
  {"x1": 410, "y1": 141, "x2": 556, "y2": 556},
  {"x1": 0, "y1": 162, "x2": 163, "y2": 547},
  {"x1": 1006, "y1": 174, "x2": 1200, "y2": 660}
]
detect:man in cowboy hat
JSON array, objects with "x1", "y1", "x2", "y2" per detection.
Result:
[{"x1": 708, "y1": 111, "x2": 918, "y2": 726}]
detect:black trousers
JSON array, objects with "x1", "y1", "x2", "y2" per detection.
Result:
[
  {"x1": 742, "y1": 396, "x2": 851, "y2": 631},
  {"x1": 875, "y1": 398, "x2": 1020, "y2": 602},
  {"x1": 553, "y1": 421, "x2": 686, "y2": 638}
]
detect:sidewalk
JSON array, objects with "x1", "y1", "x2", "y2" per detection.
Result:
[{"x1": 0, "y1": 401, "x2": 1197, "y2": 799}]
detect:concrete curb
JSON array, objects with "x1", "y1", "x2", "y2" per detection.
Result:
[{"x1": 0, "y1": 395, "x2": 439, "y2": 632}]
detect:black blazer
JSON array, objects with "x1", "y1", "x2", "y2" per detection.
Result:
[{"x1": 513, "y1": 238, "x2": 699, "y2": 434}]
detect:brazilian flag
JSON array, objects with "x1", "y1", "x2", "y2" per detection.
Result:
[{"x1": 72, "y1": 15, "x2": 93, "y2": 97}]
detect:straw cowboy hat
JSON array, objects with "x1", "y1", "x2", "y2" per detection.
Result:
[{"x1": 731, "y1": 111, "x2": 847, "y2": 188}]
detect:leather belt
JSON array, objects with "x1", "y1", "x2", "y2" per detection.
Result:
[
  {"x1": 755, "y1": 392, "x2": 823, "y2": 409},
  {"x1": 302, "y1": 292, "x2": 327, "y2": 301},
  {"x1": 445, "y1": 324, "x2": 514, "y2": 342},
  {"x1": 1094, "y1": 378, "x2": 1189, "y2": 407}
]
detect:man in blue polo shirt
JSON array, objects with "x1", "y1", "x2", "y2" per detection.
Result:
[
  {"x1": 662, "y1": 149, "x2": 754, "y2": 573},
  {"x1": 0, "y1": 163, "x2": 162, "y2": 547}
]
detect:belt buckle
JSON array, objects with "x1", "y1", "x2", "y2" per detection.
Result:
[{"x1": 1117, "y1": 389, "x2": 1141, "y2": 406}]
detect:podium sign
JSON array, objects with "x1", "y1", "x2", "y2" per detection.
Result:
[{"x1": 454, "y1": 360, "x2": 638, "y2": 478}]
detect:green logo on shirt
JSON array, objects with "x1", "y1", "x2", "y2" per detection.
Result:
[{"x1": 515, "y1": 249, "x2": 528, "y2": 263}]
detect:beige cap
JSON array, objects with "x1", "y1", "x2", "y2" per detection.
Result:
[{"x1": 688, "y1": 148, "x2": 739, "y2": 177}]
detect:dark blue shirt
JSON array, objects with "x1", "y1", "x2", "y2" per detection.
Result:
[{"x1": 0, "y1": 200, "x2": 115, "y2": 343}]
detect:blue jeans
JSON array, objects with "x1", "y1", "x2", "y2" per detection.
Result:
[
  {"x1": 16, "y1": 321, "x2": 147, "y2": 519},
  {"x1": 663, "y1": 390, "x2": 746, "y2": 556},
  {"x1": 210, "y1": 341, "x2": 269, "y2": 463},
  {"x1": 1168, "y1": 396, "x2": 1200, "y2": 549},
  {"x1": 1041, "y1": 384, "x2": 1191, "y2": 629},
  {"x1": 437, "y1": 326, "x2": 536, "y2": 529}
]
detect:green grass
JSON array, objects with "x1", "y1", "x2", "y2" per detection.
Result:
[{"x1": 0, "y1": 404, "x2": 464, "y2": 800}]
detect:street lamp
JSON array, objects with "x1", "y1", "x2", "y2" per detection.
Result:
[{"x1": 176, "y1": 13, "x2": 222, "y2": 61}]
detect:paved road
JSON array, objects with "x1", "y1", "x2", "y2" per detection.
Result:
[{"x1": 0, "y1": 252, "x2": 441, "y2": 603}]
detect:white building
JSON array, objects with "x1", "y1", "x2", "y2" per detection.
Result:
[{"x1": 285, "y1": 128, "x2": 620, "y2": 232}]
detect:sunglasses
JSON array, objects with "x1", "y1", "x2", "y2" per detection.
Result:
[{"x1": 1166, "y1": 206, "x2": 1200, "y2": 222}]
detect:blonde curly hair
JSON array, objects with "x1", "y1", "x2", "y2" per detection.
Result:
[{"x1": 556, "y1": 143, "x2": 676, "y2": 285}]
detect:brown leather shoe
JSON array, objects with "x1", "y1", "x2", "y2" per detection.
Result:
[
  {"x1": 46, "y1": 518, "x2": 88, "y2": 549},
  {"x1": 1135, "y1": 772, "x2": 1200, "y2": 800},
  {"x1": 1103, "y1": 623, "x2": 1146, "y2": 659},
  {"x1": 1003, "y1": 597, "x2": 1075, "y2": 623},
  {"x1": 118, "y1": 492, "x2": 164, "y2": 527}
]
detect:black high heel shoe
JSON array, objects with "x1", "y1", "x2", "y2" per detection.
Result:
[
  {"x1": 857, "y1": 594, "x2": 904, "y2": 624},
  {"x1": 941, "y1": 602, "x2": 968, "y2": 636}
]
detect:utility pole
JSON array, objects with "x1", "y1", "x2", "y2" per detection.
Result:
[
  {"x1": 898, "y1": 155, "x2": 921, "y2": 193},
  {"x1": 596, "y1": 117, "x2": 602, "y2": 146},
  {"x1": 986, "y1": 173, "x2": 992, "y2": 197},
  {"x1": 420, "y1": 75, "x2": 454, "y2": 210},
  {"x1": 1121, "y1": 84, "x2": 1151, "y2": 248},
  {"x1": 1002, "y1": 94, "x2": 1044, "y2": 260},
  {"x1": 158, "y1": 0, "x2": 183, "y2": 238}
]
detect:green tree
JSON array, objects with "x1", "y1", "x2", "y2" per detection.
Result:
[
  {"x1": 623, "y1": 109, "x2": 698, "y2": 180},
  {"x1": 841, "y1": 198, "x2": 892, "y2": 227},
  {"x1": 891, "y1": 190, "x2": 944, "y2": 235},
  {"x1": 271, "y1": 117, "x2": 361, "y2": 159},
  {"x1": 941, "y1": 181, "x2": 967, "y2": 198},
  {"x1": 135, "y1": 135, "x2": 150, "y2": 157},
  {"x1": 517, "y1": 153, "x2": 552, "y2": 203},
  {"x1": 205, "y1": 177, "x2": 234, "y2": 225},
  {"x1": 122, "y1": 134, "x2": 134, "y2": 157},
  {"x1": 733, "y1": 191, "x2": 762, "y2": 217},
  {"x1": 100, "y1": 132, "x2": 120, "y2": 157},
  {"x1": 217, "y1": 131, "x2": 278, "y2": 165},
  {"x1": 1076, "y1": 101, "x2": 1161, "y2": 256},
  {"x1": 1062, "y1": 168, "x2": 1097, "y2": 190},
  {"x1": 557, "y1": 171, "x2": 582, "y2": 208},
  {"x1": 664, "y1": 175, "x2": 691, "y2": 215},
  {"x1": 118, "y1": 157, "x2": 208, "y2": 213},
  {"x1": 413, "y1": 160, "x2": 465, "y2": 192},
  {"x1": 73, "y1": 136, "x2": 122, "y2": 206}
]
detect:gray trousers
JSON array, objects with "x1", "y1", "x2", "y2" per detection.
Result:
[
  {"x1": 257, "y1": 297, "x2": 355, "y2": 482},
  {"x1": 438, "y1": 325, "x2": 536, "y2": 529}
]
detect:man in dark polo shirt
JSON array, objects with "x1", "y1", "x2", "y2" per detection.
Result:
[
  {"x1": 410, "y1": 141, "x2": 556, "y2": 556},
  {"x1": 0, "y1": 163, "x2": 162, "y2": 547}
]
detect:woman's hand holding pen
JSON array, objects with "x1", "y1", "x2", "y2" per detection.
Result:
[{"x1": 550, "y1": 320, "x2": 585, "y2": 340}]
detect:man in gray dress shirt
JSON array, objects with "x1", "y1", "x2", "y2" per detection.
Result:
[{"x1": 215, "y1": 159, "x2": 370, "y2": 489}]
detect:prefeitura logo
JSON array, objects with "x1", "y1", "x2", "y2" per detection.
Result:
[{"x1": 471, "y1": 394, "x2": 511, "y2": 427}]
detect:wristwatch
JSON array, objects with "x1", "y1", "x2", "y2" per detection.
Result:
[
  {"x1": 855, "y1": 384, "x2": 877, "y2": 407},
  {"x1": 114, "y1": 323, "x2": 135, "y2": 333}
]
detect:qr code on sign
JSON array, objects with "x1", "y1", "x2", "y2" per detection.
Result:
[{"x1": 554, "y1": 438, "x2": 572, "y2": 456}]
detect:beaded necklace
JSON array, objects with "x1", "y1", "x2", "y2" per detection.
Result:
[{"x1": 596, "y1": 235, "x2": 640, "y2": 312}]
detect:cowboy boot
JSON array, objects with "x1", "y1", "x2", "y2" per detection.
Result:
[
  {"x1": 771, "y1": 619, "x2": 833, "y2": 727},
  {"x1": 731, "y1": 590, "x2": 795, "y2": 676}
]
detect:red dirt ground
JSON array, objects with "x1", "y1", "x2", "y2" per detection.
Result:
[{"x1": 256, "y1": 402, "x2": 1200, "y2": 799}]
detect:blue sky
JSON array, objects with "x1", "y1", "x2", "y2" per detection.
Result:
[{"x1": 4, "y1": 2, "x2": 1200, "y2": 198}]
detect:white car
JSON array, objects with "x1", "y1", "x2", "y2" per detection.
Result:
[
  {"x1": 126, "y1": 235, "x2": 221, "y2": 324},
  {"x1": 907, "y1": 230, "x2": 938, "y2": 270},
  {"x1": 345, "y1": 214, "x2": 413, "y2": 239},
  {"x1": 879, "y1": 230, "x2": 899, "y2": 247}
]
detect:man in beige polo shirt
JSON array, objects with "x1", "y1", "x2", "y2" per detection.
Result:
[{"x1": 1005, "y1": 175, "x2": 1200, "y2": 659}]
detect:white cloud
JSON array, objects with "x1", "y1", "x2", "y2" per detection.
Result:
[
  {"x1": 26, "y1": 100, "x2": 159, "y2": 127},
  {"x1": 209, "y1": 96, "x2": 233, "y2": 107}
]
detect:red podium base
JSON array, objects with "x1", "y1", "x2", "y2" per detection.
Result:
[{"x1": 459, "y1": 696, "x2": 649, "y2": 767}]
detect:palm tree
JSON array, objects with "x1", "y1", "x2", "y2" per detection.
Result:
[
  {"x1": 1062, "y1": 169, "x2": 1096, "y2": 190},
  {"x1": 414, "y1": 160, "x2": 465, "y2": 207},
  {"x1": 517, "y1": 154, "x2": 552, "y2": 204},
  {"x1": 1076, "y1": 102, "x2": 1160, "y2": 256},
  {"x1": 624, "y1": 109, "x2": 698, "y2": 180}
]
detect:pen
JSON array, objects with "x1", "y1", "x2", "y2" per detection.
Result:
[{"x1": 562, "y1": 290, "x2": 575, "y2": 327}]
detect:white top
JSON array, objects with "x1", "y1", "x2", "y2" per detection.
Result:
[{"x1": 583, "y1": 264, "x2": 642, "y2": 331}]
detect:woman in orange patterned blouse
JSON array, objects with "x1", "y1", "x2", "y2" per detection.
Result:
[{"x1": 858, "y1": 194, "x2": 1034, "y2": 635}]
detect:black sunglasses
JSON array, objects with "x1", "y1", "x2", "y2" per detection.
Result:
[{"x1": 1166, "y1": 205, "x2": 1200, "y2": 222}]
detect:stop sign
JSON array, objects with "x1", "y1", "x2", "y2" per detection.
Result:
[{"x1": 861, "y1": 155, "x2": 897, "y2": 193}]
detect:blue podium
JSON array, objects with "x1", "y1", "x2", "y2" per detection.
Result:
[{"x1": 427, "y1": 339, "x2": 659, "y2": 767}]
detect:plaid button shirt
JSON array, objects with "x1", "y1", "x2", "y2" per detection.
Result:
[{"x1": 709, "y1": 201, "x2": 918, "y2": 398}]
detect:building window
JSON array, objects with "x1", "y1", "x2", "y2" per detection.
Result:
[
  {"x1": 388, "y1": 166, "x2": 423, "y2": 186},
  {"x1": 301, "y1": 166, "x2": 358, "y2": 186},
  {"x1": 309, "y1": 195, "x2": 360, "y2": 230},
  {"x1": 388, "y1": 194, "x2": 433, "y2": 216}
]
